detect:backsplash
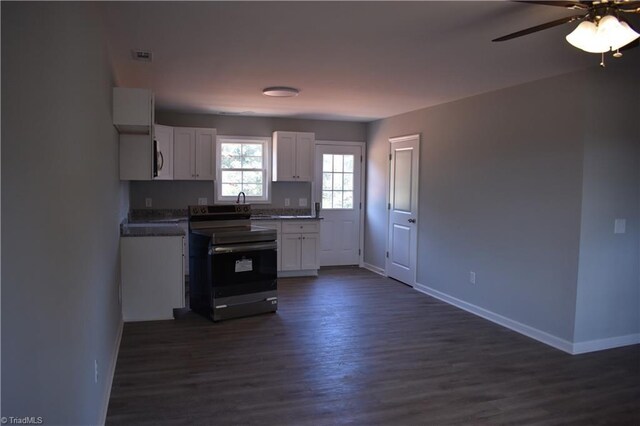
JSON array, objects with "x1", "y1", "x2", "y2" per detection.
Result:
[{"x1": 129, "y1": 180, "x2": 312, "y2": 210}]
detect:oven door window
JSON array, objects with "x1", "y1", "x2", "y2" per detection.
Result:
[{"x1": 210, "y1": 247, "x2": 277, "y2": 298}]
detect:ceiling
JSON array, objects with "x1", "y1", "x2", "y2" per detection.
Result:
[{"x1": 102, "y1": 1, "x2": 636, "y2": 122}]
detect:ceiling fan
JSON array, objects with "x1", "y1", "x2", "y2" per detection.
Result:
[{"x1": 493, "y1": 1, "x2": 640, "y2": 66}]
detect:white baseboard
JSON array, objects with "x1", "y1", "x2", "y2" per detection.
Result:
[
  {"x1": 572, "y1": 333, "x2": 640, "y2": 354},
  {"x1": 362, "y1": 262, "x2": 386, "y2": 277},
  {"x1": 413, "y1": 282, "x2": 574, "y2": 354},
  {"x1": 99, "y1": 319, "x2": 123, "y2": 425}
]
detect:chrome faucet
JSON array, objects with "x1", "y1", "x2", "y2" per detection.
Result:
[{"x1": 236, "y1": 191, "x2": 246, "y2": 204}]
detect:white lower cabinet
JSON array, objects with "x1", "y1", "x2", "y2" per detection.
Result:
[
  {"x1": 252, "y1": 219, "x2": 320, "y2": 276},
  {"x1": 120, "y1": 236, "x2": 184, "y2": 322},
  {"x1": 281, "y1": 234, "x2": 302, "y2": 271},
  {"x1": 281, "y1": 221, "x2": 320, "y2": 275}
]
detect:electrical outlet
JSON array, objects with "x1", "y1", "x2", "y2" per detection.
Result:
[
  {"x1": 198, "y1": 197, "x2": 208, "y2": 206},
  {"x1": 614, "y1": 218, "x2": 626, "y2": 234},
  {"x1": 94, "y1": 360, "x2": 99, "y2": 384},
  {"x1": 299, "y1": 198, "x2": 307, "y2": 207},
  {"x1": 145, "y1": 198, "x2": 152, "y2": 208},
  {"x1": 284, "y1": 198, "x2": 290, "y2": 207},
  {"x1": 469, "y1": 271, "x2": 476, "y2": 284}
]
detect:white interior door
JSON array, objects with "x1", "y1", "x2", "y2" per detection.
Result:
[
  {"x1": 315, "y1": 144, "x2": 363, "y2": 266},
  {"x1": 387, "y1": 135, "x2": 419, "y2": 285}
]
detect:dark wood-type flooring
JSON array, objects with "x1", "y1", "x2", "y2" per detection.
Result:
[{"x1": 107, "y1": 267, "x2": 640, "y2": 425}]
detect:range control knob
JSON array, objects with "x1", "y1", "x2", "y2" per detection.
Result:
[
  {"x1": 244, "y1": 206, "x2": 249, "y2": 212},
  {"x1": 200, "y1": 207, "x2": 206, "y2": 213}
]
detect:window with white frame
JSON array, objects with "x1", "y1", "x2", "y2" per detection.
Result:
[
  {"x1": 216, "y1": 136, "x2": 271, "y2": 203},
  {"x1": 322, "y1": 154, "x2": 354, "y2": 209}
]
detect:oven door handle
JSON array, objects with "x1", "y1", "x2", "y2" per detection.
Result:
[{"x1": 209, "y1": 241, "x2": 277, "y2": 254}]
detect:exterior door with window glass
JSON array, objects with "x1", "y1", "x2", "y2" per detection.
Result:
[
  {"x1": 216, "y1": 136, "x2": 270, "y2": 203},
  {"x1": 315, "y1": 144, "x2": 362, "y2": 266}
]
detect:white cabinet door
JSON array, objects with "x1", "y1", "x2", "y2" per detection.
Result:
[
  {"x1": 113, "y1": 87, "x2": 154, "y2": 134},
  {"x1": 300, "y1": 233, "x2": 320, "y2": 270},
  {"x1": 174, "y1": 127, "x2": 196, "y2": 180},
  {"x1": 121, "y1": 236, "x2": 184, "y2": 322},
  {"x1": 281, "y1": 233, "x2": 302, "y2": 271},
  {"x1": 154, "y1": 124, "x2": 173, "y2": 180},
  {"x1": 195, "y1": 128, "x2": 216, "y2": 180},
  {"x1": 273, "y1": 131, "x2": 297, "y2": 182},
  {"x1": 173, "y1": 127, "x2": 216, "y2": 180},
  {"x1": 295, "y1": 132, "x2": 315, "y2": 182},
  {"x1": 119, "y1": 134, "x2": 153, "y2": 180}
]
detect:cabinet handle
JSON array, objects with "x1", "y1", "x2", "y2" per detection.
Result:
[{"x1": 157, "y1": 151, "x2": 164, "y2": 171}]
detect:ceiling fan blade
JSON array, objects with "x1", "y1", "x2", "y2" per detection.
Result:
[
  {"x1": 514, "y1": 1, "x2": 590, "y2": 9},
  {"x1": 492, "y1": 15, "x2": 585, "y2": 42}
]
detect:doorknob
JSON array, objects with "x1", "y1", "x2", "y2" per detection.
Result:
[{"x1": 408, "y1": 218, "x2": 416, "y2": 223}]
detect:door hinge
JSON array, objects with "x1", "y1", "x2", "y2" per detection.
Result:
[
  {"x1": 358, "y1": 249, "x2": 361, "y2": 256},
  {"x1": 359, "y1": 202, "x2": 362, "y2": 210},
  {"x1": 389, "y1": 154, "x2": 392, "y2": 161},
  {"x1": 386, "y1": 251, "x2": 389, "y2": 258},
  {"x1": 360, "y1": 155, "x2": 363, "y2": 163},
  {"x1": 388, "y1": 203, "x2": 391, "y2": 210}
]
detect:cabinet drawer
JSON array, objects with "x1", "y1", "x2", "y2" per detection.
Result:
[
  {"x1": 282, "y1": 221, "x2": 319, "y2": 234},
  {"x1": 252, "y1": 220, "x2": 281, "y2": 232}
]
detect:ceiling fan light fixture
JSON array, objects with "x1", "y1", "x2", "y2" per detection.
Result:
[
  {"x1": 606, "y1": 19, "x2": 640, "y2": 50},
  {"x1": 566, "y1": 20, "x2": 608, "y2": 53},
  {"x1": 262, "y1": 86, "x2": 300, "y2": 97},
  {"x1": 566, "y1": 15, "x2": 640, "y2": 54}
]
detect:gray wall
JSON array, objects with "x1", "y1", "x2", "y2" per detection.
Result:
[
  {"x1": 574, "y1": 64, "x2": 640, "y2": 343},
  {"x1": 2, "y1": 3, "x2": 126, "y2": 424},
  {"x1": 128, "y1": 112, "x2": 366, "y2": 210},
  {"x1": 365, "y1": 65, "x2": 639, "y2": 343}
]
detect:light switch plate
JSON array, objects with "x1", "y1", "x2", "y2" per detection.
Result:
[
  {"x1": 299, "y1": 198, "x2": 307, "y2": 207},
  {"x1": 614, "y1": 218, "x2": 626, "y2": 234},
  {"x1": 284, "y1": 198, "x2": 290, "y2": 207},
  {"x1": 198, "y1": 197, "x2": 208, "y2": 206},
  {"x1": 145, "y1": 198, "x2": 152, "y2": 208},
  {"x1": 469, "y1": 271, "x2": 476, "y2": 284}
]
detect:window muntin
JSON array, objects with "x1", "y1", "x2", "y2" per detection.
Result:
[
  {"x1": 216, "y1": 136, "x2": 270, "y2": 203},
  {"x1": 321, "y1": 154, "x2": 354, "y2": 209}
]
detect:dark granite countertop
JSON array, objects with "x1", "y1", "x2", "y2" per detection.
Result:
[
  {"x1": 127, "y1": 208, "x2": 321, "y2": 223},
  {"x1": 251, "y1": 215, "x2": 323, "y2": 221},
  {"x1": 120, "y1": 224, "x2": 185, "y2": 237}
]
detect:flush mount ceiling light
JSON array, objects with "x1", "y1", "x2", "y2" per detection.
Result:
[
  {"x1": 262, "y1": 87, "x2": 300, "y2": 97},
  {"x1": 492, "y1": 1, "x2": 640, "y2": 67}
]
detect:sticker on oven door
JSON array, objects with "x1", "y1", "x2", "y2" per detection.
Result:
[{"x1": 235, "y1": 258, "x2": 253, "y2": 272}]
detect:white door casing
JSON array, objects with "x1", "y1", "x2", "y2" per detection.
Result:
[
  {"x1": 315, "y1": 143, "x2": 364, "y2": 266},
  {"x1": 387, "y1": 134, "x2": 419, "y2": 286}
]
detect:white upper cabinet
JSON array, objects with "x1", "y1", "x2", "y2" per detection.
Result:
[
  {"x1": 119, "y1": 134, "x2": 153, "y2": 180},
  {"x1": 272, "y1": 131, "x2": 315, "y2": 182},
  {"x1": 195, "y1": 129, "x2": 216, "y2": 180},
  {"x1": 154, "y1": 125, "x2": 174, "y2": 180},
  {"x1": 113, "y1": 88, "x2": 154, "y2": 135},
  {"x1": 173, "y1": 127, "x2": 216, "y2": 180}
]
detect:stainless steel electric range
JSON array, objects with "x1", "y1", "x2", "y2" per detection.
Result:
[{"x1": 188, "y1": 204, "x2": 278, "y2": 322}]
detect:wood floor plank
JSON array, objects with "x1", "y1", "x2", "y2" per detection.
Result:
[{"x1": 107, "y1": 266, "x2": 640, "y2": 425}]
